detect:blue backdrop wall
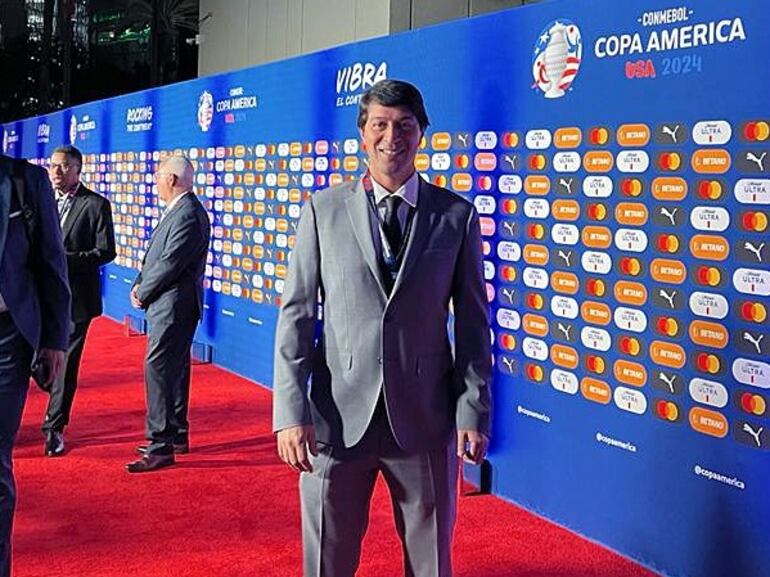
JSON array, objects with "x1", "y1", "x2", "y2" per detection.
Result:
[{"x1": 3, "y1": 1, "x2": 769, "y2": 575}]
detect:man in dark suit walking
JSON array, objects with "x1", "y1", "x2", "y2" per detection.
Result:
[
  {"x1": 126, "y1": 155, "x2": 210, "y2": 473},
  {"x1": 0, "y1": 154, "x2": 70, "y2": 577},
  {"x1": 273, "y1": 80, "x2": 492, "y2": 577},
  {"x1": 42, "y1": 145, "x2": 116, "y2": 457}
]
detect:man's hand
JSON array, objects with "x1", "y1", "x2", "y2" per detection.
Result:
[
  {"x1": 277, "y1": 425, "x2": 318, "y2": 472},
  {"x1": 457, "y1": 429, "x2": 488, "y2": 465},
  {"x1": 130, "y1": 286, "x2": 143, "y2": 309},
  {"x1": 37, "y1": 348, "x2": 65, "y2": 387}
]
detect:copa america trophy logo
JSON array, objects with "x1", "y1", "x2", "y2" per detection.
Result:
[
  {"x1": 197, "y1": 90, "x2": 214, "y2": 132},
  {"x1": 1, "y1": 128, "x2": 7, "y2": 154},
  {"x1": 532, "y1": 19, "x2": 583, "y2": 99},
  {"x1": 69, "y1": 114, "x2": 78, "y2": 144}
]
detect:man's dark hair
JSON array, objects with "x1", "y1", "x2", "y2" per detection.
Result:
[
  {"x1": 357, "y1": 79, "x2": 430, "y2": 132},
  {"x1": 52, "y1": 145, "x2": 83, "y2": 168}
]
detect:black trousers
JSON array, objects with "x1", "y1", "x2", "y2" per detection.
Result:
[
  {"x1": 144, "y1": 317, "x2": 197, "y2": 455},
  {"x1": 0, "y1": 313, "x2": 33, "y2": 577},
  {"x1": 42, "y1": 319, "x2": 91, "y2": 433}
]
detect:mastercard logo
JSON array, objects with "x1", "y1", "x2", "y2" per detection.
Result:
[
  {"x1": 743, "y1": 120, "x2": 770, "y2": 142},
  {"x1": 585, "y1": 354, "x2": 606, "y2": 374},
  {"x1": 585, "y1": 278, "x2": 606, "y2": 298},
  {"x1": 501, "y1": 131, "x2": 520, "y2": 148},
  {"x1": 739, "y1": 300, "x2": 768, "y2": 323},
  {"x1": 695, "y1": 352, "x2": 722, "y2": 374},
  {"x1": 738, "y1": 391, "x2": 767, "y2": 416},
  {"x1": 587, "y1": 203, "x2": 608, "y2": 221},
  {"x1": 741, "y1": 211, "x2": 769, "y2": 232},
  {"x1": 588, "y1": 127, "x2": 611, "y2": 146},
  {"x1": 620, "y1": 177, "x2": 644, "y2": 197},
  {"x1": 525, "y1": 363, "x2": 545, "y2": 383},
  {"x1": 655, "y1": 400, "x2": 681, "y2": 423},
  {"x1": 657, "y1": 152, "x2": 683, "y2": 171}
]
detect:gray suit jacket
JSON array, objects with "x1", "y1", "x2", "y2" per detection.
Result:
[
  {"x1": 273, "y1": 177, "x2": 492, "y2": 453},
  {"x1": 133, "y1": 192, "x2": 210, "y2": 326},
  {"x1": 0, "y1": 155, "x2": 70, "y2": 351}
]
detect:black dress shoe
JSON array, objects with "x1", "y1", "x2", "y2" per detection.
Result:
[
  {"x1": 44, "y1": 431, "x2": 65, "y2": 457},
  {"x1": 136, "y1": 442, "x2": 189, "y2": 455},
  {"x1": 125, "y1": 453, "x2": 175, "y2": 473}
]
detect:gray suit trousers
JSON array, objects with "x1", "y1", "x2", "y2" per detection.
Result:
[{"x1": 300, "y1": 403, "x2": 458, "y2": 577}]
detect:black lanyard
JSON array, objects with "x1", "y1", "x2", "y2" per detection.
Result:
[{"x1": 361, "y1": 172, "x2": 415, "y2": 275}]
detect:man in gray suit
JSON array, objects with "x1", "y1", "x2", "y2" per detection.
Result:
[
  {"x1": 0, "y1": 154, "x2": 70, "y2": 577},
  {"x1": 126, "y1": 155, "x2": 210, "y2": 473},
  {"x1": 273, "y1": 80, "x2": 492, "y2": 577}
]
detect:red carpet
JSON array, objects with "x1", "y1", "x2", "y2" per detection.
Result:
[{"x1": 13, "y1": 318, "x2": 657, "y2": 577}]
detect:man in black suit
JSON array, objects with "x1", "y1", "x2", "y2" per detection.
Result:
[
  {"x1": 42, "y1": 145, "x2": 116, "y2": 457},
  {"x1": 0, "y1": 154, "x2": 70, "y2": 577},
  {"x1": 126, "y1": 155, "x2": 210, "y2": 473}
]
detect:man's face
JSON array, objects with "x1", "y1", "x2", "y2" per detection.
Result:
[
  {"x1": 359, "y1": 103, "x2": 422, "y2": 188},
  {"x1": 48, "y1": 152, "x2": 80, "y2": 191},
  {"x1": 154, "y1": 167, "x2": 174, "y2": 204}
]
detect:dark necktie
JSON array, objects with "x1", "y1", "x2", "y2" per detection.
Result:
[{"x1": 383, "y1": 195, "x2": 403, "y2": 255}]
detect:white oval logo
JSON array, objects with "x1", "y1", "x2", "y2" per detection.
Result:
[
  {"x1": 613, "y1": 307, "x2": 648, "y2": 333},
  {"x1": 614, "y1": 387, "x2": 648, "y2": 415},
  {"x1": 496, "y1": 308, "x2": 521, "y2": 331},
  {"x1": 523, "y1": 337, "x2": 549, "y2": 361},
  {"x1": 614, "y1": 228, "x2": 649, "y2": 252},
  {"x1": 551, "y1": 369, "x2": 579, "y2": 395},
  {"x1": 732, "y1": 358, "x2": 770, "y2": 389},
  {"x1": 689, "y1": 378, "x2": 729, "y2": 408},
  {"x1": 692, "y1": 120, "x2": 732, "y2": 146},
  {"x1": 583, "y1": 176, "x2": 613, "y2": 198},
  {"x1": 733, "y1": 268, "x2": 770, "y2": 296},
  {"x1": 581, "y1": 326, "x2": 612, "y2": 351},
  {"x1": 431, "y1": 153, "x2": 451, "y2": 171},
  {"x1": 734, "y1": 179, "x2": 770, "y2": 205},
  {"x1": 581, "y1": 251, "x2": 613, "y2": 274},
  {"x1": 550, "y1": 296, "x2": 579, "y2": 319},
  {"x1": 553, "y1": 152, "x2": 581, "y2": 173},
  {"x1": 498, "y1": 175, "x2": 523, "y2": 194},
  {"x1": 523, "y1": 267, "x2": 550, "y2": 289},
  {"x1": 474, "y1": 195, "x2": 497, "y2": 215},
  {"x1": 690, "y1": 207, "x2": 730, "y2": 232},
  {"x1": 616, "y1": 150, "x2": 650, "y2": 173},
  {"x1": 689, "y1": 292, "x2": 729, "y2": 319},
  {"x1": 551, "y1": 223, "x2": 580, "y2": 246},
  {"x1": 524, "y1": 198, "x2": 551, "y2": 219},
  {"x1": 525, "y1": 129, "x2": 552, "y2": 150},
  {"x1": 497, "y1": 241, "x2": 522, "y2": 262},
  {"x1": 475, "y1": 131, "x2": 498, "y2": 150}
]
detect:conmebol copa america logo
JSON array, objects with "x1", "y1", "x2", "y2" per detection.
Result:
[
  {"x1": 532, "y1": 19, "x2": 583, "y2": 99},
  {"x1": 197, "y1": 90, "x2": 214, "y2": 132}
]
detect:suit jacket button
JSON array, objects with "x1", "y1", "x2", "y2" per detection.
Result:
[{"x1": 377, "y1": 356, "x2": 383, "y2": 364}]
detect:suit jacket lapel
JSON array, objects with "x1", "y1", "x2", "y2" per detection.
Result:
[
  {"x1": 0, "y1": 171, "x2": 10, "y2": 260},
  {"x1": 61, "y1": 191, "x2": 87, "y2": 240},
  {"x1": 345, "y1": 180, "x2": 387, "y2": 295},
  {"x1": 144, "y1": 193, "x2": 190, "y2": 256},
  {"x1": 391, "y1": 178, "x2": 434, "y2": 295}
]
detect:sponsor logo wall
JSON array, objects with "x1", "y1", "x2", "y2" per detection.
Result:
[{"x1": 4, "y1": 1, "x2": 767, "y2": 575}]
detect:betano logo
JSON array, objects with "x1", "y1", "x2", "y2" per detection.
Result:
[{"x1": 532, "y1": 20, "x2": 582, "y2": 99}]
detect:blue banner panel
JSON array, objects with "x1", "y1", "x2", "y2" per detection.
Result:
[{"x1": 3, "y1": 1, "x2": 768, "y2": 575}]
